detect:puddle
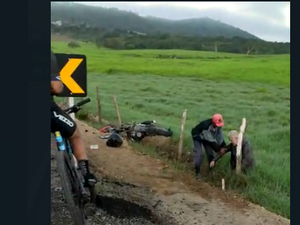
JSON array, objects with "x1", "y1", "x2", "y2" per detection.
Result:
[
  {"x1": 93, "y1": 178, "x2": 176, "y2": 224},
  {"x1": 95, "y1": 195, "x2": 155, "y2": 221}
]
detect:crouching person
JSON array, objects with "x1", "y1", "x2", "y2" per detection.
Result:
[
  {"x1": 191, "y1": 114, "x2": 227, "y2": 180},
  {"x1": 210, "y1": 130, "x2": 255, "y2": 174}
]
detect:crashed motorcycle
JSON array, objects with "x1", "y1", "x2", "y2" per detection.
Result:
[{"x1": 99, "y1": 120, "x2": 173, "y2": 142}]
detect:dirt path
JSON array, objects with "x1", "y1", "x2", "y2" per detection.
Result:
[
  {"x1": 51, "y1": 120, "x2": 290, "y2": 225},
  {"x1": 51, "y1": 137, "x2": 176, "y2": 225}
]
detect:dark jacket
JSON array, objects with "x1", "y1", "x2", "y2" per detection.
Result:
[
  {"x1": 51, "y1": 51, "x2": 61, "y2": 101},
  {"x1": 213, "y1": 137, "x2": 255, "y2": 171},
  {"x1": 191, "y1": 118, "x2": 226, "y2": 150}
]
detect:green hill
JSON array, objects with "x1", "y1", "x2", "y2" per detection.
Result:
[{"x1": 51, "y1": 2, "x2": 258, "y2": 39}]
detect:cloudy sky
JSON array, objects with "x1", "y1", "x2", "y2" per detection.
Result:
[{"x1": 80, "y1": 2, "x2": 290, "y2": 42}]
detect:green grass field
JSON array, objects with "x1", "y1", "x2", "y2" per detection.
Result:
[{"x1": 52, "y1": 41, "x2": 290, "y2": 218}]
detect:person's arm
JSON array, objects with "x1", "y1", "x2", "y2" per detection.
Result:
[
  {"x1": 220, "y1": 140, "x2": 226, "y2": 148},
  {"x1": 212, "y1": 152, "x2": 222, "y2": 162},
  {"x1": 51, "y1": 51, "x2": 63, "y2": 95},
  {"x1": 51, "y1": 79, "x2": 63, "y2": 94},
  {"x1": 219, "y1": 129, "x2": 227, "y2": 148},
  {"x1": 213, "y1": 144, "x2": 231, "y2": 163}
]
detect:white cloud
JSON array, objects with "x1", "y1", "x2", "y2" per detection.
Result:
[
  {"x1": 284, "y1": 4, "x2": 290, "y2": 28},
  {"x1": 84, "y1": 1, "x2": 240, "y2": 10}
]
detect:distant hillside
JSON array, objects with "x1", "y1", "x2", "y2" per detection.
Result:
[{"x1": 51, "y1": 2, "x2": 259, "y2": 39}]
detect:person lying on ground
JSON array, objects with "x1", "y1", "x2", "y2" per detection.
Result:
[
  {"x1": 209, "y1": 130, "x2": 255, "y2": 174},
  {"x1": 191, "y1": 113, "x2": 227, "y2": 180}
]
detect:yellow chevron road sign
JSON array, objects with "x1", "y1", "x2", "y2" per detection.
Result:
[{"x1": 55, "y1": 53, "x2": 87, "y2": 97}]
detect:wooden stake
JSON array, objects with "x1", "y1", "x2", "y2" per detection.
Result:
[
  {"x1": 222, "y1": 178, "x2": 225, "y2": 191},
  {"x1": 236, "y1": 118, "x2": 247, "y2": 174},
  {"x1": 96, "y1": 86, "x2": 103, "y2": 125},
  {"x1": 63, "y1": 97, "x2": 68, "y2": 107},
  {"x1": 68, "y1": 97, "x2": 75, "y2": 120},
  {"x1": 178, "y1": 109, "x2": 187, "y2": 160},
  {"x1": 113, "y1": 96, "x2": 122, "y2": 126}
]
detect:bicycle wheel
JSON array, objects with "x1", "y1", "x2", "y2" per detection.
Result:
[{"x1": 56, "y1": 151, "x2": 86, "y2": 225}]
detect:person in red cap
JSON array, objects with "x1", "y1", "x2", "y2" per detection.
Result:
[{"x1": 191, "y1": 113, "x2": 227, "y2": 179}]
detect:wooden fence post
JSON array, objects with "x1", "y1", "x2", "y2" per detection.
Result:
[
  {"x1": 68, "y1": 97, "x2": 75, "y2": 120},
  {"x1": 96, "y1": 86, "x2": 103, "y2": 125},
  {"x1": 178, "y1": 109, "x2": 187, "y2": 160},
  {"x1": 63, "y1": 97, "x2": 68, "y2": 107},
  {"x1": 222, "y1": 178, "x2": 225, "y2": 191},
  {"x1": 236, "y1": 118, "x2": 247, "y2": 174},
  {"x1": 112, "y1": 96, "x2": 122, "y2": 126}
]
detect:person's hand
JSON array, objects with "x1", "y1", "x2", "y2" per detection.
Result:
[
  {"x1": 220, "y1": 148, "x2": 226, "y2": 155},
  {"x1": 210, "y1": 161, "x2": 215, "y2": 168}
]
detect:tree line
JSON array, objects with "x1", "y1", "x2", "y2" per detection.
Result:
[{"x1": 52, "y1": 24, "x2": 290, "y2": 55}]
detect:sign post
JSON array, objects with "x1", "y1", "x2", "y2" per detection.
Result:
[
  {"x1": 55, "y1": 53, "x2": 87, "y2": 97},
  {"x1": 54, "y1": 53, "x2": 88, "y2": 120}
]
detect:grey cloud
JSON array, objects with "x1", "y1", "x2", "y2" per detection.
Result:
[
  {"x1": 81, "y1": 2, "x2": 290, "y2": 42},
  {"x1": 237, "y1": 2, "x2": 288, "y2": 23}
]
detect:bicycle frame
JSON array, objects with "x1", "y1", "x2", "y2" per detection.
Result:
[
  {"x1": 55, "y1": 131, "x2": 78, "y2": 168},
  {"x1": 54, "y1": 131, "x2": 87, "y2": 196}
]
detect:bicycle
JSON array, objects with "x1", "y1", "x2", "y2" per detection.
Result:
[{"x1": 53, "y1": 97, "x2": 96, "y2": 225}]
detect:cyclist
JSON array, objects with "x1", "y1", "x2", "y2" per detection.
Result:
[{"x1": 51, "y1": 50, "x2": 97, "y2": 187}]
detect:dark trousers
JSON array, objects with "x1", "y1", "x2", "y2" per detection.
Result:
[{"x1": 192, "y1": 137, "x2": 218, "y2": 173}]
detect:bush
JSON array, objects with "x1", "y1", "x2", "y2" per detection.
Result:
[{"x1": 67, "y1": 41, "x2": 81, "y2": 48}]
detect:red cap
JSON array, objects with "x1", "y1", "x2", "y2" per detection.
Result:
[{"x1": 212, "y1": 114, "x2": 224, "y2": 127}]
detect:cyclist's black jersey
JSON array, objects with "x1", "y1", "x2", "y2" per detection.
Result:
[{"x1": 51, "y1": 51, "x2": 61, "y2": 101}]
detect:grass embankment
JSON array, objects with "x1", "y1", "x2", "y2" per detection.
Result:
[{"x1": 52, "y1": 41, "x2": 290, "y2": 218}]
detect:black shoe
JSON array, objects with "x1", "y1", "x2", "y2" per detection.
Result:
[
  {"x1": 78, "y1": 160, "x2": 97, "y2": 187},
  {"x1": 195, "y1": 166, "x2": 201, "y2": 180},
  {"x1": 84, "y1": 172, "x2": 97, "y2": 187}
]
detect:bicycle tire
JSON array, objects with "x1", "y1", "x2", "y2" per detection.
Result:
[{"x1": 56, "y1": 151, "x2": 86, "y2": 225}]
